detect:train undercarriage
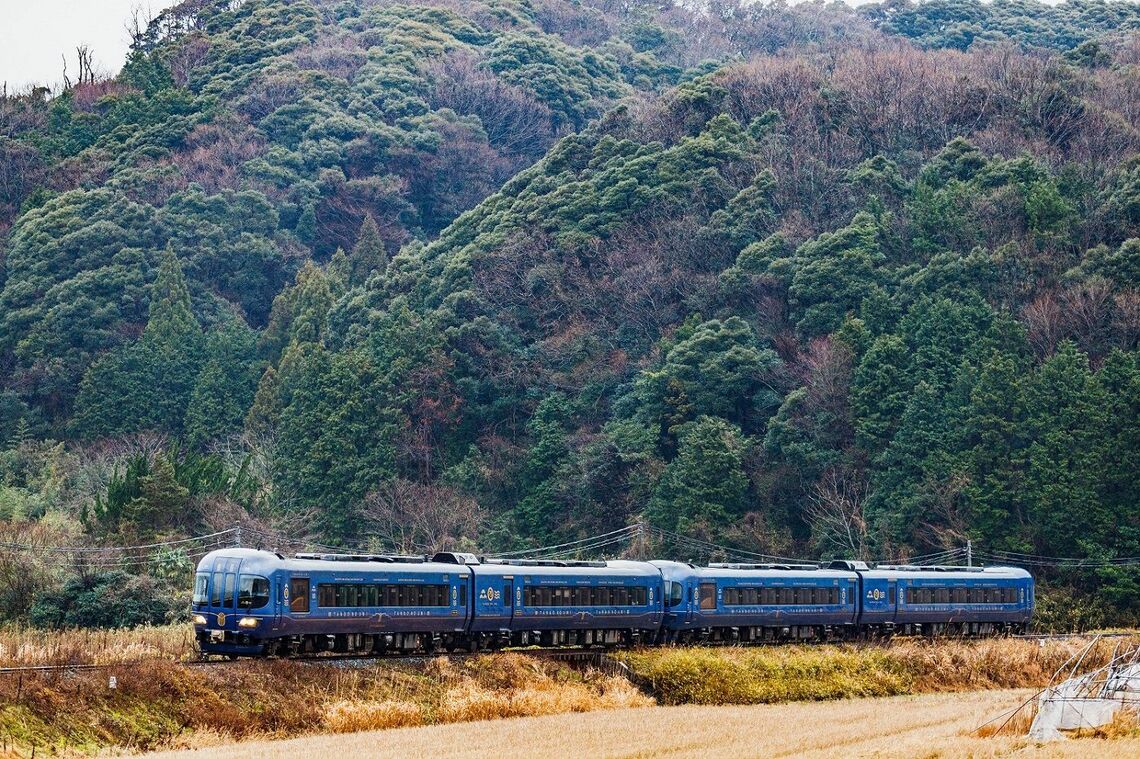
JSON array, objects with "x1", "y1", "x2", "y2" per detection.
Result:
[{"x1": 198, "y1": 620, "x2": 1028, "y2": 659}]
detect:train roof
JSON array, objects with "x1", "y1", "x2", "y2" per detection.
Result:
[
  {"x1": 473, "y1": 559, "x2": 660, "y2": 578},
  {"x1": 197, "y1": 549, "x2": 471, "y2": 575},
  {"x1": 649, "y1": 560, "x2": 857, "y2": 580},
  {"x1": 861, "y1": 565, "x2": 1031, "y2": 580}
]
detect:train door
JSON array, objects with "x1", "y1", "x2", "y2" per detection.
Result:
[
  {"x1": 289, "y1": 577, "x2": 310, "y2": 615},
  {"x1": 887, "y1": 580, "x2": 897, "y2": 622},
  {"x1": 503, "y1": 580, "x2": 514, "y2": 625},
  {"x1": 272, "y1": 576, "x2": 283, "y2": 631}
]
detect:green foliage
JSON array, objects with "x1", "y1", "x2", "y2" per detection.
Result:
[
  {"x1": 27, "y1": 572, "x2": 180, "y2": 629},
  {"x1": 2, "y1": 0, "x2": 1140, "y2": 625},
  {"x1": 863, "y1": 0, "x2": 1140, "y2": 51},
  {"x1": 630, "y1": 317, "x2": 785, "y2": 445},
  {"x1": 72, "y1": 249, "x2": 204, "y2": 439},
  {"x1": 648, "y1": 416, "x2": 751, "y2": 535}
]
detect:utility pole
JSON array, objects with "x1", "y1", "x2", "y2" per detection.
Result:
[
  {"x1": 235, "y1": 523, "x2": 242, "y2": 549},
  {"x1": 967, "y1": 539, "x2": 972, "y2": 567}
]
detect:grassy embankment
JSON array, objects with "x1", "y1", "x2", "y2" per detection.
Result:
[{"x1": 0, "y1": 626, "x2": 1134, "y2": 755}]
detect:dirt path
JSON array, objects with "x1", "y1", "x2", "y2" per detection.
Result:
[{"x1": 144, "y1": 690, "x2": 1139, "y2": 758}]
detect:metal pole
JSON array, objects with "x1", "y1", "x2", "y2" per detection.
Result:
[
  {"x1": 235, "y1": 524, "x2": 242, "y2": 549},
  {"x1": 967, "y1": 539, "x2": 972, "y2": 567}
]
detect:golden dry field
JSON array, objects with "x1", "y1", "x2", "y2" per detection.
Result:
[
  {"x1": 0, "y1": 630, "x2": 1135, "y2": 756},
  {"x1": 140, "y1": 689, "x2": 1140, "y2": 759}
]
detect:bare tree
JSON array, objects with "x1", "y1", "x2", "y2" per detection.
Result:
[
  {"x1": 1114, "y1": 290, "x2": 1140, "y2": 350},
  {"x1": 805, "y1": 466, "x2": 869, "y2": 559},
  {"x1": 1022, "y1": 291, "x2": 1064, "y2": 358},
  {"x1": 361, "y1": 480, "x2": 484, "y2": 555}
]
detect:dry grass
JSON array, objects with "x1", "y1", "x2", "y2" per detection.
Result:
[
  {"x1": 141, "y1": 689, "x2": 1140, "y2": 759},
  {"x1": 616, "y1": 635, "x2": 1139, "y2": 705},
  {"x1": 0, "y1": 631, "x2": 1133, "y2": 754},
  {"x1": 0, "y1": 624, "x2": 194, "y2": 667},
  {"x1": 0, "y1": 652, "x2": 647, "y2": 754}
]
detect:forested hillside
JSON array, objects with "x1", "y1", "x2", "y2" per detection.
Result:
[{"x1": 1, "y1": 0, "x2": 1138, "y2": 629}]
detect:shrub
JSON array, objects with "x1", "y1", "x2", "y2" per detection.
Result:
[{"x1": 27, "y1": 571, "x2": 184, "y2": 629}]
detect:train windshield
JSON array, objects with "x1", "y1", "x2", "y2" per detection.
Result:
[
  {"x1": 192, "y1": 573, "x2": 209, "y2": 605},
  {"x1": 238, "y1": 575, "x2": 271, "y2": 609}
]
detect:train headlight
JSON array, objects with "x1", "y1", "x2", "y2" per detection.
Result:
[
  {"x1": 192, "y1": 614, "x2": 208, "y2": 626},
  {"x1": 238, "y1": 617, "x2": 260, "y2": 629}
]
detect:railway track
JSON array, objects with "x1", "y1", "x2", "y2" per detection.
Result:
[{"x1": 0, "y1": 632, "x2": 1133, "y2": 676}]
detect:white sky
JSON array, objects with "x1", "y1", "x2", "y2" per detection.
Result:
[{"x1": 0, "y1": 1, "x2": 179, "y2": 92}]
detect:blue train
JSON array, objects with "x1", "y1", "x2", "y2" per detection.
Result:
[{"x1": 191, "y1": 550, "x2": 1034, "y2": 657}]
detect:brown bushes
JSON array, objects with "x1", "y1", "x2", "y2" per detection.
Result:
[
  {"x1": 0, "y1": 650, "x2": 648, "y2": 754},
  {"x1": 617, "y1": 636, "x2": 1139, "y2": 706}
]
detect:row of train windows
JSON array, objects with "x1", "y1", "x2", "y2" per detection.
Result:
[
  {"x1": 524, "y1": 585, "x2": 648, "y2": 607},
  {"x1": 905, "y1": 586, "x2": 1018, "y2": 604},
  {"x1": 722, "y1": 586, "x2": 842, "y2": 606},
  {"x1": 316, "y1": 583, "x2": 460, "y2": 608}
]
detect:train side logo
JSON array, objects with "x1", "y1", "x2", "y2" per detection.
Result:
[{"x1": 867, "y1": 589, "x2": 886, "y2": 602}]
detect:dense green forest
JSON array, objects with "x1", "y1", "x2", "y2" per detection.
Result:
[{"x1": 1, "y1": 0, "x2": 1138, "y2": 630}]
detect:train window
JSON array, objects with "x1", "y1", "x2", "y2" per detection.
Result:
[
  {"x1": 504, "y1": 582, "x2": 513, "y2": 607},
  {"x1": 952, "y1": 587, "x2": 966, "y2": 604},
  {"x1": 290, "y1": 578, "x2": 310, "y2": 613},
  {"x1": 366, "y1": 585, "x2": 378, "y2": 607},
  {"x1": 1005, "y1": 588, "x2": 1017, "y2": 604},
  {"x1": 211, "y1": 572, "x2": 223, "y2": 606},
  {"x1": 238, "y1": 576, "x2": 270, "y2": 609},
  {"x1": 935, "y1": 588, "x2": 949, "y2": 604},
  {"x1": 222, "y1": 574, "x2": 236, "y2": 608},
  {"x1": 459, "y1": 584, "x2": 467, "y2": 606},
  {"x1": 193, "y1": 574, "x2": 209, "y2": 605},
  {"x1": 668, "y1": 582, "x2": 684, "y2": 608}
]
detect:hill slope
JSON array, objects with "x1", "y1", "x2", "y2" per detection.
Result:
[{"x1": 0, "y1": 0, "x2": 1137, "y2": 627}]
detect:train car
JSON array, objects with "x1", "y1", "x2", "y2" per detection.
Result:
[
  {"x1": 652, "y1": 560, "x2": 860, "y2": 643},
  {"x1": 853, "y1": 564, "x2": 1034, "y2": 635},
  {"x1": 191, "y1": 549, "x2": 1035, "y2": 657},
  {"x1": 192, "y1": 548, "x2": 473, "y2": 657},
  {"x1": 468, "y1": 558, "x2": 664, "y2": 648}
]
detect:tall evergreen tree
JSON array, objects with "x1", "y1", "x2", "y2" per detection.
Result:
[
  {"x1": 517, "y1": 394, "x2": 574, "y2": 541},
  {"x1": 349, "y1": 214, "x2": 387, "y2": 286},
  {"x1": 648, "y1": 416, "x2": 750, "y2": 537},
  {"x1": 1023, "y1": 342, "x2": 1109, "y2": 556}
]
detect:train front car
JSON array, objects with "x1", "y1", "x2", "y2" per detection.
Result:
[
  {"x1": 469, "y1": 558, "x2": 663, "y2": 649},
  {"x1": 652, "y1": 560, "x2": 860, "y2": 643},
  {"x1": 192, "y1": 549, "x2": 475, "y2": 657},
  {"x1": 192, "y1": 548, "x2": 283, "y2": 657},
  {"x1": 858, "y1": 565, "x2": 1034, "y2": 636}
]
